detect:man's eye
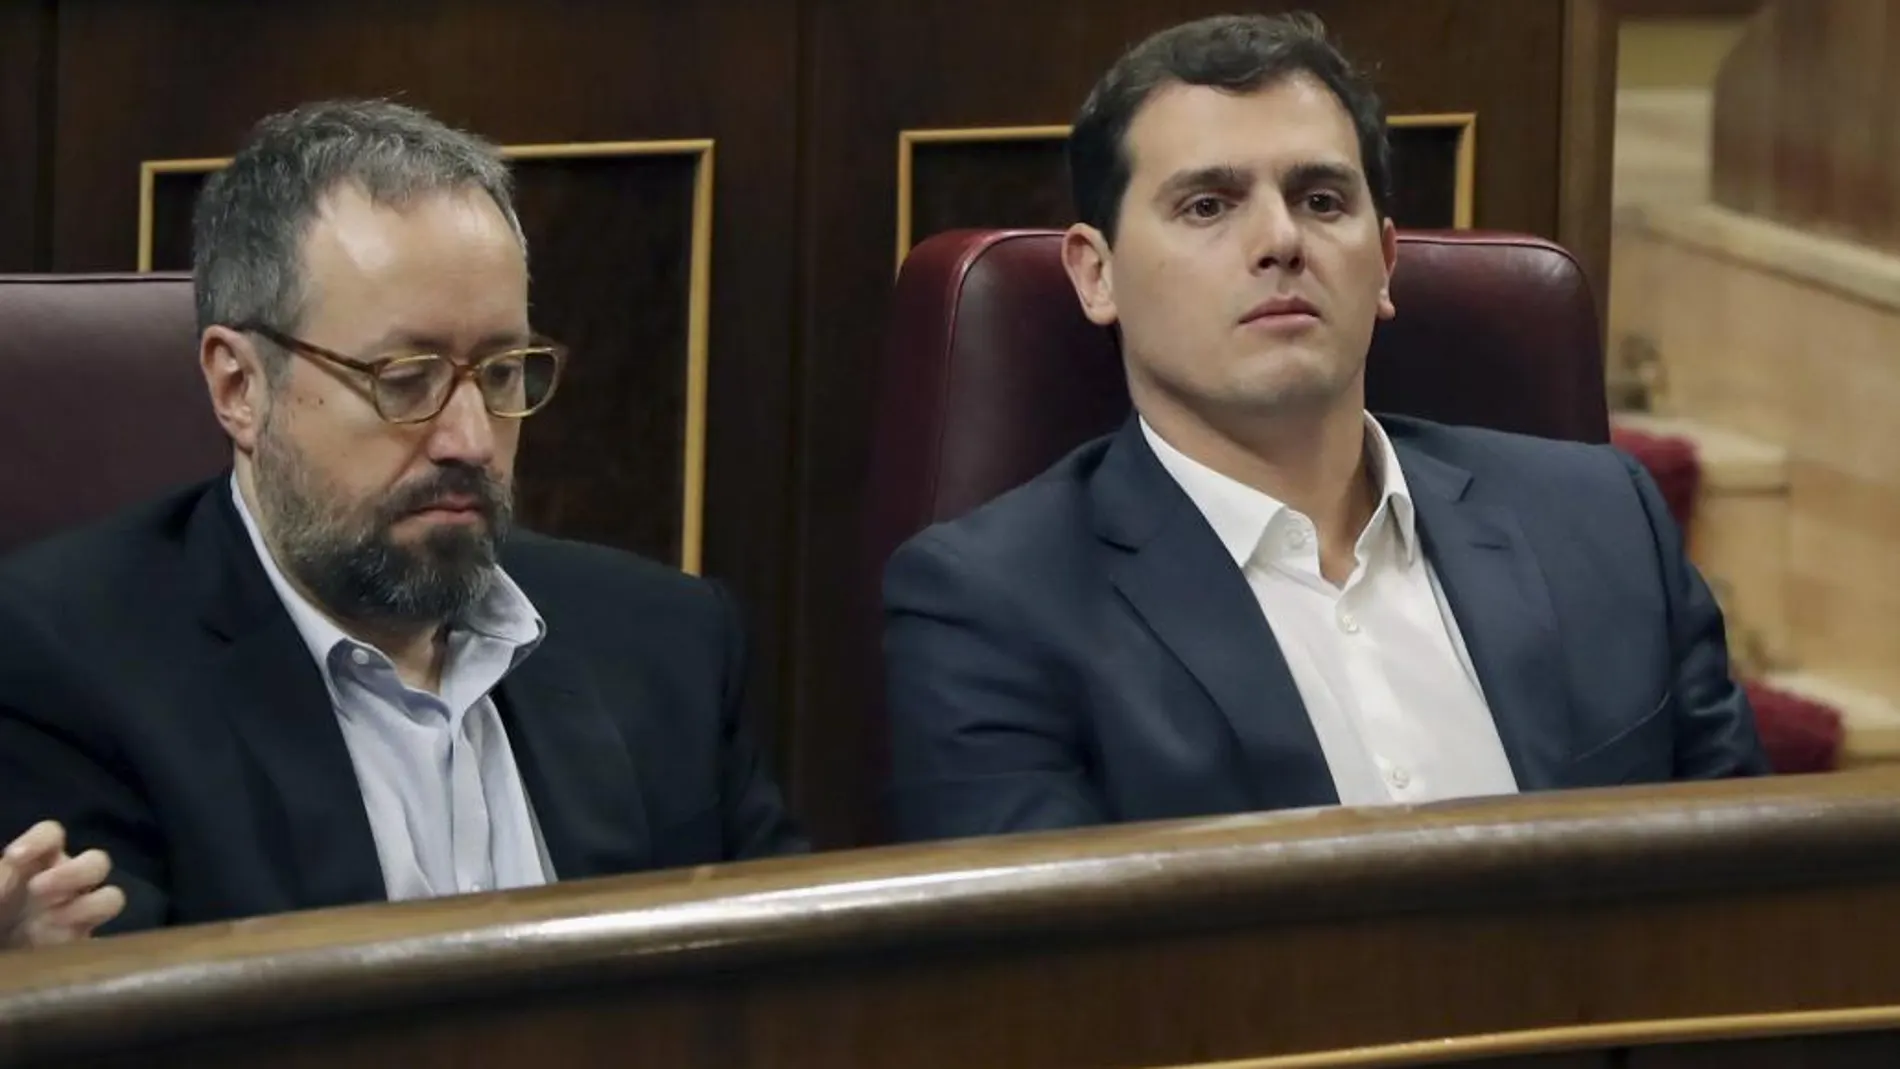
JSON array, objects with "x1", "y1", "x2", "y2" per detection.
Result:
[{"x1": 1185, "y1": 196, "x2": 1228, "y2": 220}]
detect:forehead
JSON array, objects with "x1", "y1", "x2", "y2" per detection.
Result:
[
  {"x1": 296, "y1": 184, "x2": 527, "y2": 335},
  {"x1": 301, "y1": 184, "x2": 521, "y2": 279},
  {"x1": 1122, "y1": 75, "x2": 1364, "y2": 186}
]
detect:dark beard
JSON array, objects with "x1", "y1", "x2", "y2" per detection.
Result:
[{"x1": 252, "y1": 418, "x2": 514, "y2": 628}]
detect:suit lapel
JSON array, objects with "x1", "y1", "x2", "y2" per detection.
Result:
[
  {"x1": 1092, "y1": 422, "x2": 1340, "y2": 810},
  {"x1": 188, "y1": 487, "x2": 387, "y2": 912},
  {"x1": 497, "y1": 642, "x2": 652, "y2": 879},
  {"x1": 1399, "y1": 444, "x2": 1573, "y2": 789}
]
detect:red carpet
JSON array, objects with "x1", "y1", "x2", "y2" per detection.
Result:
[{"x1": 1610, "y1": 427, "x2": 1843, "y2": 773}]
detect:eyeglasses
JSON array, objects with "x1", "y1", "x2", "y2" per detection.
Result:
[{"x1": 236, "y1": 322, "x2": 567, "y2": 425}]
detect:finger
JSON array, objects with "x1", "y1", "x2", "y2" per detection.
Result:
[
  {"x1": 38, "y1": 885, "x2": 126, "y2": 941},
  {"x1": 3, "y1": 821, "x2": 65, "y2": 869},
  {"x1": 25, "y1": 849, "x2": 112, "y2": 904},
  {"x1": 0, "y1": 859, "x2": 22, "y2": 916}
]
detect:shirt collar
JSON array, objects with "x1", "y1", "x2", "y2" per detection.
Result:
[
  {"x1": 228, "y1": 475, "x2": 545, "y2": 682},
  {"x1": 1140, "y1": 412, "x2": 1417, "y2": 567}
]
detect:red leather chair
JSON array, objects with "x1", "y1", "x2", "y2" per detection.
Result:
[
  {"x1": 0, "y1": 273, "x2": 224, "y2": 554},
  {"x1": 870, "y1": 228, "x2": 1606, "y2": 550},
  {"x1": 834, "y1": 228, "x2": 1606, "y2": 846}
]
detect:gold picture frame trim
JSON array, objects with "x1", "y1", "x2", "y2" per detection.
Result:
[
  {"x1": 893, "y1": 113, "x2": 1477, "y2": 269},
  {"x1": 1137, "y1": 1002, "x2": 1900, "y2": 1069},
  {"x1": 136, "y1": 138, "x2": 716, "y2": 576},
  {"x1": 1387, "y1": 111, "x2": 1478, "y2": 232}
]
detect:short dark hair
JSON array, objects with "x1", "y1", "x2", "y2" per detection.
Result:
[
  {"x1": 191, "y1": 99, "x2": 524, "y2": 354},
  {"x1": 1068, "y1": 12, "x2": 1392, "y2": 244}
]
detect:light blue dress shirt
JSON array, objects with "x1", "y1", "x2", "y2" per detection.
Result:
[{"x1": 232, "y1": 478, "x2": 555, "y2": 900}]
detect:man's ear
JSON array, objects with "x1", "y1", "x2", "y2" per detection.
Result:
[
  {"x1": 1060, "y1": 223, "x2": 1120, "y2": 327},
  {"x1": 1376, "y1": 216, "x2": 1399, "y2": 321},
  {"x1": 200, "y1": 326, "x2": 271, "y2": 454}
]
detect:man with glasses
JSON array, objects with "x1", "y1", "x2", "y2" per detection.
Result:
[{"x1": 0, "y1": 100, "x2": 803, "y2": 940}]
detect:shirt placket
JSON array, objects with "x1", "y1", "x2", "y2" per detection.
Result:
[{"x1": 446, "y1": 707, "x2": 495, "y2": 896}]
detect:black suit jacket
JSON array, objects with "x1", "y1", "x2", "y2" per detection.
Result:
[
  {"x1": 0, "y1": 478, "x2": 805, "y2": 932},
  {"x1": 884, "y1": 416, "x2": 1770, "y2": 841}
]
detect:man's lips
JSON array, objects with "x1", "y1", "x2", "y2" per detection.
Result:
[
  {"x1": 407, "y1": 497, "x2": 486, "y2": 519},
  {"x1": 1240, "y1": 295, "x2": 1321, "y2": 323}
]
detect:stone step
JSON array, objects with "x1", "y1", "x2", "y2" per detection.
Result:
[
  {"x1": 1763, "y1": 671, "x2": 1900, "y2": 768},
  {"x1": 1611, "y1": 412, "x2": 1791, "y2": 672}
]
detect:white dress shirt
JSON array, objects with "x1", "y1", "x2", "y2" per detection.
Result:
[
  {"x1": 232, "y1": 477, "x2": 556, "y2": 899},
  {"x1": 1141, "y1": 415, "x2": 1520, "y2": 806}
]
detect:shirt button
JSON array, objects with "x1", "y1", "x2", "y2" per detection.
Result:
[
  {"x1": 1338, "y1": 611, "x2": 1360, "y2": 634},
  {"x1": 1388, "y1": 766, "x2": 1411, "y2": 790},
  {"x1": 1285, "y1": 528, "x2": 1309, "y2": 549},
  {"x1": 350, "y1": 648, "x2": 371, "y2": 666}
]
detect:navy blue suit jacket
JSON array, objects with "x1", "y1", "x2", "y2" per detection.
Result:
[{"x1": 883, "y1": 416, "x2": 1770, "y2": 841}]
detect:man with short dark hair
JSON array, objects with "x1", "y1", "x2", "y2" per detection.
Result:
[
  {"x1": 883, "y1": 13, "x2": 1768, "y2": 841},
  {"x1": 0, "y1": 100, "x2": 803, "y2": 935}
]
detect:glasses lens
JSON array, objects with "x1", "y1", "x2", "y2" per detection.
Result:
[
  {"x1": 375, "y1": 356, "x2": 455, "y2": 421},
  {"x1": 481, "y1": 349, "x2": 560, "y2": 416}
]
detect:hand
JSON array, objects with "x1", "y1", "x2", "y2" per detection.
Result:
[{"x1": 0, "y1": 821, "x2": 125, "y2": 950}]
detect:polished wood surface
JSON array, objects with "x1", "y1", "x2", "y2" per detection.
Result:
[
  {"x1": 1711, "y1": 0, "x2": 1900, "y2": 255},
  {"x1": 1562, "y1": 0, "x2": 1618, "y2": 326},
  {"x1": 0, "y1": 2, "x2": 52, "y2": 272},
  {"x1": 6, "y1": 773, "x2": 1900, "y2": 1067}
]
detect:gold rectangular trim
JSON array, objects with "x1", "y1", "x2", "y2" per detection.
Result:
[
  {"x1": 1139, "y1": 1003, "x2": 1900, "y2": 1069},
  {"x1": 893, "y1": 113, "x2": 1478, "y2": 269},
  {"x1": 1387, "y1": 111, "x2": 1478, "y2": 229},
  {"x1": 137, "y1": 139, "x2": 716, "y2": 575}
]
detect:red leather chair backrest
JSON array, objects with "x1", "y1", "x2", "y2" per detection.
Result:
[
  {"x1": 870, "y1": 228, "x2": 1605, "y2": 547},
  {"x1": 0, "y1": 273, "x2": 225, "y2": 555}
]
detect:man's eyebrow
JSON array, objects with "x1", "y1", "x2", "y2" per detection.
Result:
[
  {"x1": 1282, "y1": 161, "x2": 1365, "y2": 192},
  {"x1": 1153, "y1": 164, "x2": 1253, "y2": 204},
  {"x1": 1152, "y1": 160, "x2": 1366, "y2": 204},
  {"x1": 360, "y1": 328, "x2": 533, "y2": 355}
]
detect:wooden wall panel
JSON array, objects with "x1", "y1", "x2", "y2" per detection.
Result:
[
  {"x1": 790, "y1": 0, "x2": 1585, "y2": 847},
  {"x1": 0, "y1": 0, "x2": 52, "y2": 271},
  {"x1": 45, "y1": 0, "x2": 802, "y2": 752},
  {"x1": 1610, "y1": 0, "x2": 1763, "y2": 16},
  {"x1": 508, "y1": 149, "x2": 703, "y2": 568}
]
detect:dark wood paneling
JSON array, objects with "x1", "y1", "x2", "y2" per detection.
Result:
[
  {"x1": 793, "y1": 0, "x2": 1576, "y2": 847},
  {"x1": 1561, "y1": 0, "x2": 1618, "y2": 326},
  {"x1": 0, "y1": 0, "x2": 53, "y2": 270},
  {"x1": 1388, "y1": 123, "x2": 1468, "y2": 229},
  {"x1": 49, "y1": 0, "x2": 802, "y2": 753},
  {"x1": 907, "y1": 136, "x2": 1072, "y2": 249},
  {"x1": 147, "y1": 169, "x2": 204, "y2": 271},
  {"x1": 510, "y1": 153, "x2": 698, "y2": 565},
  {"x1": 1610, "y1": 0, "x2": 1764, "y2": 17}
]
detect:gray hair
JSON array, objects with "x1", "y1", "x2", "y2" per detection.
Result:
[{"x1": 190, "y1": 99, "x2": 526, "y2": 348}]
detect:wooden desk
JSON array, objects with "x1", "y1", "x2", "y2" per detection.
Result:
[{"x1": 5, "y1": 772, "x2": 1900, "y2": 1068}]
